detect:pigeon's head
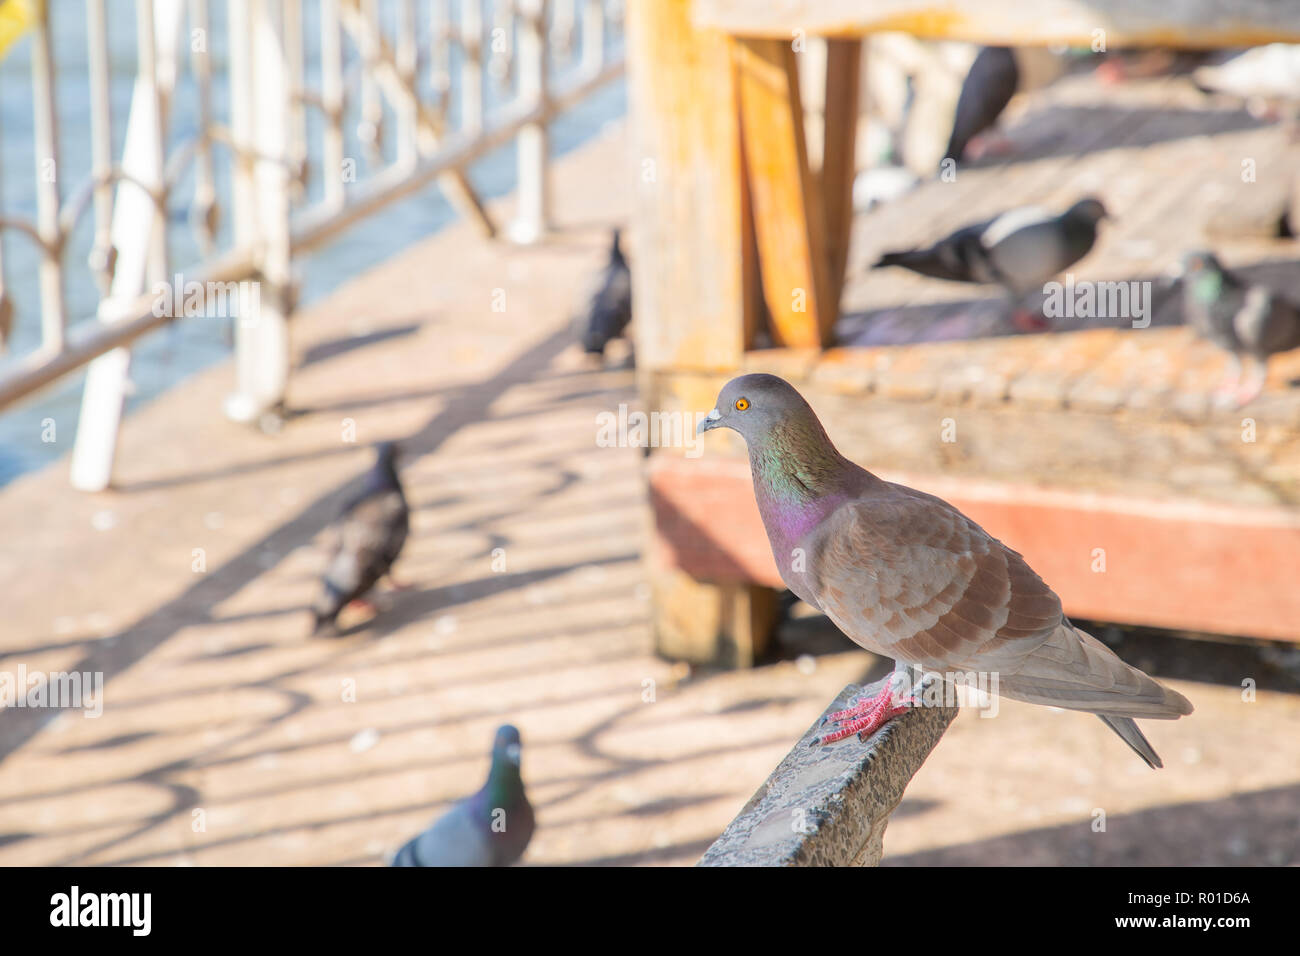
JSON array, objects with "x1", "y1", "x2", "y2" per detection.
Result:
[
  {"x1": 1065, "y1": 196, "x2": 1109, "y2": 225},
  {"x1": 697, "y1": 373, "x2": 820, "y2": 445},
  {"x1": 1174, "y1": 250, "x2": 1227, "y2": 301},
  {"x1": 493, "y1": 724, "x2": 523, "y2": 767},
  {"x1": 375, "y1": 441, "x2": 402, "y2": 467},
  {"x1": 1177, "y1": 249, "x2": 1225, "y2": 278}
]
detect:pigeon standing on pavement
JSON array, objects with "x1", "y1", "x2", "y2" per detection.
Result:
[
  {"x1": 1177, "y1": 250, "x2": 1300, "y2": 406},
  {"x1": 943, "y1": 46, "x2": 1019, "y2": 165},
  {"x1": 579, "y1": 229, "x2": 633, "y2": 357},
  {"x1": 391, "y1": 725, "x2": 535, "y2": 867},
  {"x1": 310, "y1": 441, "x2": 410, "y2": 636},
  {"x1": 697, "y1": 374, "x2": 1193, "y2": 767},
  {"x1": 873, "y1": 197, "x2": 1109, "y2": 331}
]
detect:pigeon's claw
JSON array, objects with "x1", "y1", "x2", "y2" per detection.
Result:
[
  {"x1": 812, "y1": 685, "x2": 912, "y2": 747},
  {"x1": 1011, "y1": 308, "x2": 1051, "y2": 334}
]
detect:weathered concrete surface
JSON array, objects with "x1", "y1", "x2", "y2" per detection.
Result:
[{"x1": 699, "y1": 679, "x2": 957, "y2": 866}]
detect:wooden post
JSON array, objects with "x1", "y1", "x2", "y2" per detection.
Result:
[
  {"x1": 822, "y1": 38, "x2": 860, "y2": 302},
  {"x1": 733, "y1": 37, "x2": 836, "y2": 348},
  {"x1": 627, "y1": 0, "x2": 751, "y2": 374}
]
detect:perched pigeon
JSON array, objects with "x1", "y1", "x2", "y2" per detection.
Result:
[
  {"x1": 1177, "y1": 250, "x2": 1300, "y2": 406},
  {"x1": 943, "y1": 46, "x2": 1019, "y2": 165},
  {"x1": 697, "y1": 374, "x2": 1193, "y2": 767},
  {"x1": 391, "y1": 725, "x2": 535, "y2": 867},
  {"x1": 579, "y1": 229, "x2": 632, "y2": 357},
  {"x1": 874, "y1": 197, "x2": 1108, "y2": 331},
  {"x1": 310, "y1": 441, "x2": 410, "y2": 636}
]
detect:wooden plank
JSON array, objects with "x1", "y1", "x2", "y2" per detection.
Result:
[
  {"x1": 693, "y1": 0, "x2": 1300, "y2": 47},
  {"x1": 821, "y1": 38, "x2": 860, "y2": 305},
  {"x1": 627, "y1": 0, "x2": 750, "y2": 373},
  {"x1": 734, "y1": 37, "x2": 835, "y2": 348},
  {"x1": 649, "y1": 455, "x2": 1300, "y2": 643}
]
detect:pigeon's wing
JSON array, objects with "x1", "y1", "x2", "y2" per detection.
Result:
[
  {"x1": 1236, "y1": 285, "x2": 1300, "y2": 358},
  {"x1": 391, "y1": 803, "x2": 494, "y2": 867},
  {"x1": 944, "y1": 46, "x2": 1018, "y2": 162},
  {"x1": 981, "y1": 210, "x2": 1084, "y2": 291},
  {"x1": 582, "y1": 262, "x2": 633, "y2": 352},
  {"x1": 802, "y1": 486, "x2": 1191, "y2": 718},
  {"x1": 321, "y1": 490, "x2": 408, "y2": 602},
  {"x1": 802, "y1": 485, "x2": 1062, "y2": 673}
]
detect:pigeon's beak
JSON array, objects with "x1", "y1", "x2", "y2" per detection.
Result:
[{"x1": 696, "y1": 408, "x2": 722, "y2": 435}]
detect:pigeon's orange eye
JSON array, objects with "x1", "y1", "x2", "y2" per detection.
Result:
[{"x1": 734, "y1": 398, "x2": 750, "y2": 411}]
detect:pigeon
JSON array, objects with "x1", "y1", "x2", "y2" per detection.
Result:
[
  {"x1": 941, "y1": 46, "x2": 1070, "y2": 167},
  {"x1": 1193, "y1": 44, "x2": 1300, "y2": 120},
  {"x1": 873, "y1": 197, "x2": 1109, "y2": 331},
  {"x1": 943, "y1": 46, "x2": 1019, "y2": 165},
  {"x1": 579, "y1": 229, "x2": 632, "y2": 357},
  {"x1": 310, "y1": 441, "x2": 410, "y2": 636},
  {"x1": 1176, "y1": 250, "x2": 1300, "y2": 406},
  {"x1": 697, "y1": 374, "x2": 1193, "y2": 767},
  {"x1": 391, "y1": 725, "x2": 535, "y2": 867}
]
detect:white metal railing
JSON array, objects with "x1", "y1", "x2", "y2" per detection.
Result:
[{"x1": 0, "y1": 0, "x2": 624, "y2": 490}]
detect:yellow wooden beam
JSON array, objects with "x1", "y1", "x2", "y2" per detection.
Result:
[
  {"x1": 734, "y1": 37, "x2": 835, "y2": 349},
  {"x1": 628, "y1": 0, "x2": 752, "y2": 372}
]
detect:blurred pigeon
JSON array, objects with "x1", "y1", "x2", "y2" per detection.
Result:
[
  {"x1": 579, "y1": 229, "x2": 632, "y2": 357},
  {"x1": 873, "y1": 197, "x2": 1108, "y2": 331},
  {"x1": 1193, "y1": 44, "x2": 1300, "y2": 120},
  {"x1": 943, "y1": 46, "x2": 1018, "y2": 165},
  {"x1": 1177, "y1": 250, "x2": 1300, "y2": 406},
  {"x1": 941, "y1": 46, "x2": 1069, "y2": 166},
  {"x1": 698, "y1": 374, "x2": 1193, "y2": 767},
  {"x1": 310, "y1": 441, "x2": 409, "y2": 636},
  {"x1": 391, "y1": 725, "x2": 535, "y2": 867}
]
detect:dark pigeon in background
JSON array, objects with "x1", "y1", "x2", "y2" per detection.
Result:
[
  {"x1": 943, "y1": 46, "x2": 1019, "y2": 166},
  {"x1": 310, "y1": 441, "x2": 409, "y2": 636},
  {"x1": 1178, "y1": 250, "x2": 1300, "y2": 406},
  {"x1": 873, "y1": 197, "x2": 1109, "y2": 331},
  {"x1": 579, "y1": 229, "x2": 632, "y2": 357},
  {"x1": 391, "y1": 725, "x2": 535, "y2": 867}
]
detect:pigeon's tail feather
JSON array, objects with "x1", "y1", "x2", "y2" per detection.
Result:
[
  {"x1": 1098, "y1": 715, "x2": 1162, "y2": 769},
  {"x1": 997, "y1": 622, "x2": 1194, "y2": 720}
]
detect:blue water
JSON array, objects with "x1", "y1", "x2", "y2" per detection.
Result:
[{"x1": 0, "y1": 1, "x2": 625, "y2": 485}]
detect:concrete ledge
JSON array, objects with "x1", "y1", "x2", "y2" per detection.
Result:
[{"x1": 698, "y1": 680, "x2": 957, "y2": 866}]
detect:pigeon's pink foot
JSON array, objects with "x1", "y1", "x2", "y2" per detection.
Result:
[
  {"x1": 1233, "y1": 380, "x2": 1265, "y2": 408},
  {"x1": 965, "y1": 131, "x2": 1016, "y2": 160},
  {"x1": 346, "y1": 597, "x2": 378, "y2": 614},
  {"x1": 813, "y1": 684, "x2": 913, "y2": 746},
  {"x1": 1011, "y1": 308, "x2": 1051, "y2": 334},
  {"x1": 384, "y1": 575, "x2": 414, "y2": 592}
]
